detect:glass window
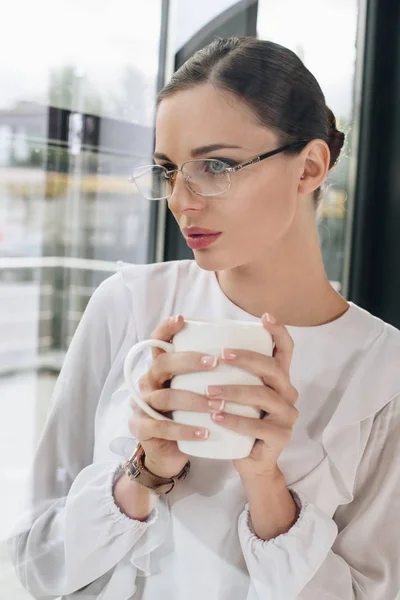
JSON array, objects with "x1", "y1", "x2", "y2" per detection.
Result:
[
  {"x1": 257, "y1": 0, "x2": 360, "y2": 294},
  {"x1": 0, "y1": 2, "x2": 164, "y2": 596}
]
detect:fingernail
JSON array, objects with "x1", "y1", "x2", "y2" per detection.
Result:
[
  {"x1": 212, "y1": 412, "x2": 225, "y2": 422},
  {"x1": 201, "y1": 355, "x2": 218, "y2": 368},
  {"x1": 206, "y1": 385, "x2": 223, "y2": 397},
  {"x1": 172, "y1": 314, "x2": 182, "y2": 324},
  {"x1": 208, "y1": 399, "x2": 225, "y2": 411},
  {"x1": 194, "y1": 428, "x2": 209, "y2": 439},
  {"x1": 221, "y1": 348, "x2": 237, "y2": 360},
  {"x1": 262, "y1": 313, "x2": 276, "y2": 324}
]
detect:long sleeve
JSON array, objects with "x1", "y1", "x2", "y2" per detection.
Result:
[
  {"x1": 238, "y1": 394, "x2": 400, "y2": 600},
  {"x1": 7, "y1": 274, "x2": 159, "y2": 599}
]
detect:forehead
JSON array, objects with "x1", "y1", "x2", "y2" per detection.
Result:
[{"x1": 155, "y1": 83, "x2": 277, "y2": 157}]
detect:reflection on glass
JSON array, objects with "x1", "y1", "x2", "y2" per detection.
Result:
[{"x1": 0, "y1": 2, "x2": 163, "y2": 597}]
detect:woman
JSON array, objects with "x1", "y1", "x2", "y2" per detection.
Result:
[{"x1": 9, "y1": 37, "x2": 400, "y2": 600}]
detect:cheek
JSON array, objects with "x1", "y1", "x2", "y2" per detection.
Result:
[{"x1": 229, "y1": 175, "x2": 296, "y2": 240}]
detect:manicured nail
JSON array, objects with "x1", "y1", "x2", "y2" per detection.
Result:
[
  {"x1": 201, "y1": 355, "x2": 218, "y2": 368},
  {"x1": 221, "y1": 349, "x2": 237, "y2": 360},
  {"x1": 194, "y1": 428, "x2": 209, "y2": 439},
  {"x1": 212, "y1": 412, "x2": 225, "y2": 422},
  {"x1": 208, "y1": 399, "x2": 225, "y2": 411},
  {"x1": 262, "y1": 313, "x2": 276, "y2": 324},
  {"x1": 206, "y1": 385, "x2": 223, "y2": 397}
]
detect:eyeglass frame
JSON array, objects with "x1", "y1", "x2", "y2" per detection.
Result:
[{"x1": 129, "y1": 139, "x2": 311, "y2": 199}]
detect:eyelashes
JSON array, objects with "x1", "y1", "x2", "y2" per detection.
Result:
[
  {"x1": 156, "y1": 162, "x2": 175, "y2": 170},
  {"x1": 211, "y1": 157, "x2": 239, "y2": 166},
  {"x1": 155, "y1": 158, "x2": 239, "y2": 169}
]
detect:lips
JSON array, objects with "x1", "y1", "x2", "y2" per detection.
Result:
[
  {"x1": 183, "y1": 227, "x2": 220, "y2": 236},
  {"x1": 183, "y1": 227, "x2": 222, "y2": 250}
]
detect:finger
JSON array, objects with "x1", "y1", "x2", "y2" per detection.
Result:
[
  {"x1": 219, "y1": 349, "x2": 288, "y2": 396},
  {"x1": 205, "y1": 384, "x2": 298, "y2": 423},
  {"x1": 211, "y1": 411, "x2": 293, "y2": 446},
  {"x1": 261, "y1": 313, "x2": 294, "y2": 374},
  {"x1": 145, "y1": 388, "x2": 209, "y2": 413},
  {"x1": 148, "y1": 351, "x2": 218, "y2": 387},
  {"x1": 150, "y1": 315, "x2": 185, "y2": 360},
  {"x1": 129, "y1": 413, "x2": 210, "y2": 442}
]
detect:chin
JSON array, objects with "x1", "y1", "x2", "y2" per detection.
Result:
[{"x1": 192, "y1": 248, "x2": 243, "y2": 272}]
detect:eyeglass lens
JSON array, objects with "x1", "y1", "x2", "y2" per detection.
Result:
[{"x1": 131, "y1": 160, "x2": 231, "y2": 200}]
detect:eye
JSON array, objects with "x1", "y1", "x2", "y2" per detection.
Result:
[
  {"x1": 203, "y1": 159, "x2": 229, "y2": 175},
  {"x1": 157, "y1": 162, "x2": 175, "y2": 172}
]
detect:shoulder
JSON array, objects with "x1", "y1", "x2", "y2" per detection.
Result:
[
  {"x1": 355, "y1": 303, "x2": 400, "y2": 393},
  {"x1": 91, "y1": 259, "x2": 198, "y2": 304},
  {"x1": 115, "y1": 259, "x2": 204, "y2": 306},
  {"x1": 381, "y1": 319, "x2": 400, "y2": 360},
  {"x1": 327, "y1": 304, "x2": 400, "y2": 430},
  {"x1": 351, "y1": 303, "x2": 400, "y2": 379},
  {"x1": 115, "y1": 258, "x2": 199, "y2": 290},
  {"x1": 377, "y1": 319, "x2": 400, "y2": 393},
  {"x1": 92, "y1": 259, "x2": 201, "y2": 338}
]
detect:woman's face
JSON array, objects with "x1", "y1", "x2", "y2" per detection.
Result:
[{"x1": 155, "y1": 83, "x2": 308, "y2": 272}]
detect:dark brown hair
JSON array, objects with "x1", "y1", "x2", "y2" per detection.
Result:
[{"x1": 157, "y1": 36, "x2": 345, "y2": 205}]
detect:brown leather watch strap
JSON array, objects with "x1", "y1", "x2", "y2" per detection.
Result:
[{"x1": 123, "y1": 444, "x2": 191, "y2": 495}]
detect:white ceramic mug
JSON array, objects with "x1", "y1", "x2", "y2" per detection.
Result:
[{"x1": 124, "y1": 318, "x2": 273, "y2": 460}]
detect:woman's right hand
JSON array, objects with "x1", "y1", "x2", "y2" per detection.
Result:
[{"x1": 128, "y1": 315, "x2": 219, "y2": 479}]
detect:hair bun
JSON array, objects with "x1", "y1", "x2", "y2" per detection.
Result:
[{"x1": 326, "y1": 106, "x2": 345, "y2": 168}]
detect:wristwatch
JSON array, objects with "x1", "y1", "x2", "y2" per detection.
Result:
[{"x1": 123, "y1": 444, "x2": 191, "y2": 495}]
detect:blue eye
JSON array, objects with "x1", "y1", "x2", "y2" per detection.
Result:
[{"x1": 203, "y1": 160, "x2": 228, "y2": 175}]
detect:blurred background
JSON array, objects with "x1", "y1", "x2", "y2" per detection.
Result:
[{"x1": 1, "y1": 0, "x2": 399, "y2": 597}]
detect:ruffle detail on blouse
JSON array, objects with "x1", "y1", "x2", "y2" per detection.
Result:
[
  {"x1": 100, "y1": 452, "x2": 172, "y2": 600},
  {"x1": 238, "y1": 490, "x2": 338, "y2": 600},
  {"x1": 96, "y1": 496, "x2": 171, "y2": 600},
  {"x1": 117, "y1": 260, "x2": 148, "y2": 292},
  {"x1": 320, "y1": 325, "x2": 400, "y2": 505},
  {"x1": 128, "y1": 497, "x2": 170, "y2": 575},
  {"x1": 96, "y1": 550, "x2": 139, "y2": 600},
  {"x1": 241, "y1": 488, "x2": 308, "y2": 547},
  {"x1": 99, "y1": 477, "x2": 170, "y2": 600},
  {"x1": 116, "y1": 260, "x2": 182, "y2": 341},
  {"x1": 280, "y1": 324, "x2": 400, "y2": 512},
  {"x1": 105, "y1": 463, "x2": 158, "y2": 527},
  {"x1": 96, "y1": 464, "x2": 160, "y2": 600},
  {"x1": 107, "y1": 378, "x2": 173, "y2": 586}
]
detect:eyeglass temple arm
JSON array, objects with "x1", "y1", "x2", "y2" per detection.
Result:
[
  {"x1": 128, "y1": 166, "x2": 179, "y2": 182},
  {"x1": 228, "y1": 140, "x2": 310, "y2": 172}
]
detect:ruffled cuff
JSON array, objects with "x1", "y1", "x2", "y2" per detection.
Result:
[
  {"x1": 92, "y1": 464, "x2": 171, "y2": 600},
  {"x1": 107, "y1": 457, "x2": 172, "y2": 577},
  {"x1": 62, "y1": 461, "x2": 162, "y2": 594},
  {"x1": 107, "y1": 463, "x2": 159, "y2": 527},
  {"x1": 243, "y1": 488, "x2": 304, "y2": 541},
  {"x1": 238, "y1": 487, "x2": 338, "y2": 599}
]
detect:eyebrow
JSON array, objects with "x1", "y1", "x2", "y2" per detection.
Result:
[{"x1": 153, "y1": 143, "x2": 243, "y2": 162}]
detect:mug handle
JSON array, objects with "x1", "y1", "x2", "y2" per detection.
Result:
[{"x1": 123, "y1": 339, "x2": 175, "y2": 422}]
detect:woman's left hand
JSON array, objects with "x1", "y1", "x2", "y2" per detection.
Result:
[{"x1": 206, "y1": 313, "x2": 299, "y2": 481}]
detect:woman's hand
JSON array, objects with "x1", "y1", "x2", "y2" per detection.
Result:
[
  {"x1": 128, "y1": 315, "x2": 218, "y2": 479},
  {"x1": 206, "y1": 313, "x2": 299, "y2": 481}
]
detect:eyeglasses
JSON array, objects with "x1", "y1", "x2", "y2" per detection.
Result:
[{"x1": 129, "y1": 140, "x2": 310, "y2": 200}]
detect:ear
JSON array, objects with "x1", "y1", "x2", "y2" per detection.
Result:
[{"x1": 298, "y1": 140, "x2": 330, "y2": 195}]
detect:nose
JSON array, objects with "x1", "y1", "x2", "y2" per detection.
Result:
[{"x1": 168, "y1": 171, "x2": 205, "y2": 215}]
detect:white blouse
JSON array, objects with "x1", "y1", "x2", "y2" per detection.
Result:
[{"x1": 8, "y1": 259, "x2": 400, "y2": 600}]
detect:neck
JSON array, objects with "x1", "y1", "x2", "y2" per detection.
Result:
[{"x1": 216, "y1": 208, "x2": 349, "y2": 327}]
